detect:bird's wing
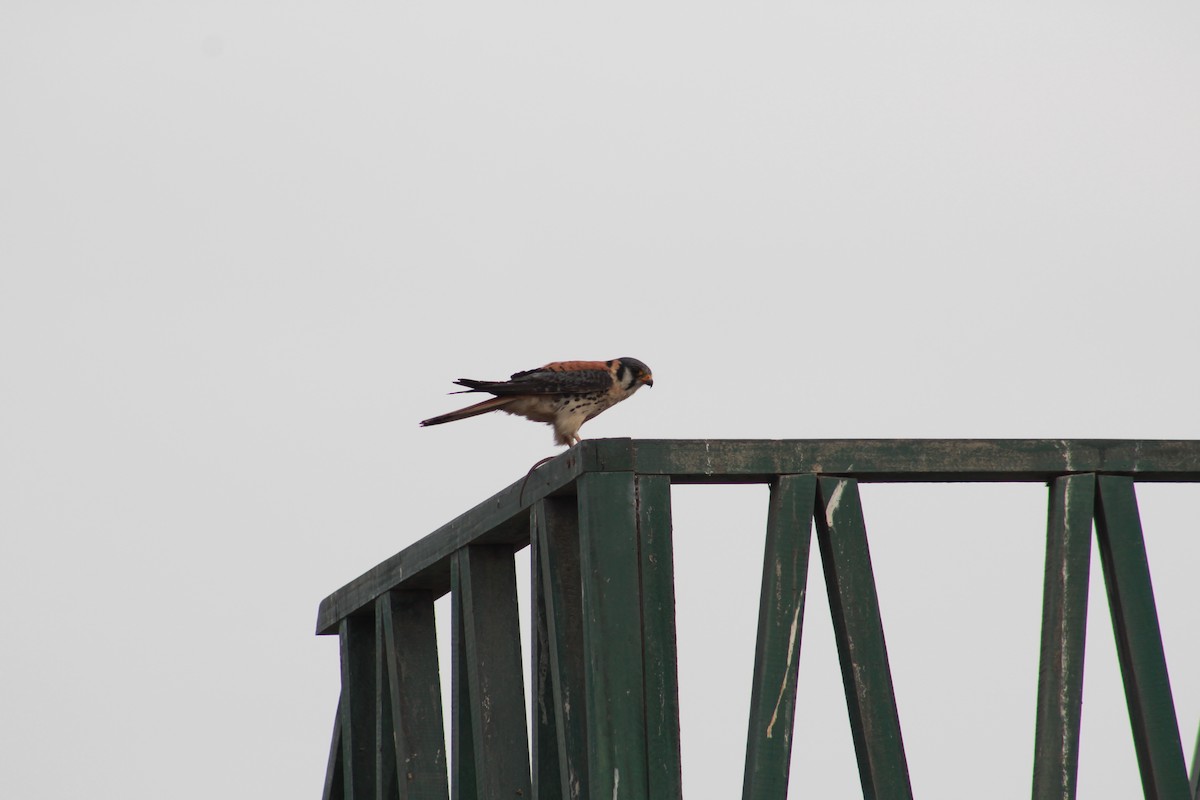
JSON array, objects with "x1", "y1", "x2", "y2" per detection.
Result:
[{"x1": 454, "y1": 360, "x2": 612, "y2": 395}]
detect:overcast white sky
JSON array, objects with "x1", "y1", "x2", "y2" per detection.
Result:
[{"x1": 2, "y1": 2, "x2": 1198, "y2": 798}]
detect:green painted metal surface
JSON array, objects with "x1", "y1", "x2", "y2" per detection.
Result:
[
  {"x1": 339, "y1": 615, "x2": 378, "y2": 800},
  {"x1": 458, "y1": 546, "x2": 532, "y2": 800},
  {"x1": 375, "y1": 607, "x2": 400, "y2": 800},
  {"x1": 449, "y1": 556, "x2": 477, "y2": 800},
  {"x1": 1031, "y1": 474, "x2": 1095, "y2": 800},
  {"x1": 635, "y1": 474, "x2": 683, "y2": 800},
  {"x1": 533, "y1": 497, "x2": 589, "y2": 800},
  {"x1": 530, "y1": 510, "x2": 563, "y2": 800},
  {"x1": 322, "y1": 695, "x2": 344, "y2": 800},
  {"x1": 578, "y1": 471, "x2": 650, "y2": 800},
  {"x1": 379, "y1": 590, "x2": 449, "y2": 800},
  {"x1": 316, "y1": 439, "x2": 1200, "y2": 634},
  {"x1": 315, "y1": 439, "x2": 1200, "y2": 800},
  {"x1": 815, "y1": 477, "x2": 913, "y2": 800},
  {"x1": 742, "y1": 475, "x2": 816, "y2": 800},
  {"x1": 1190, "y1": 723, "x2": 1200, "y2": 800},
  {"x1": 1094, "y1": 476, "x2": 1191, "y2": 800}
]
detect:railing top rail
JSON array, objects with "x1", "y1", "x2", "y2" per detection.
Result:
[
  {"x1": 602, "y1": 438, "x2": 1200, "y2": 483},
  {"x1": 315, "y1": 438, "x2": 1200, "y2": 633}
]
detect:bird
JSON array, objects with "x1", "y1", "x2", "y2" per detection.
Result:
[{"x1": 420, "y1": 357, "x2": 653, "y2": 446}]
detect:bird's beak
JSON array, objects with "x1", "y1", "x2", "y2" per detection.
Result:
[{"x1": 642, "y1": 375, "x2": 654, "y2": 387}]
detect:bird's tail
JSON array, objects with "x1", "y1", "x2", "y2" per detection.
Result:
[
  {"x1": 450, "y1": 378, "x2": 522, "y2": 395},
  {"x1": 419, "y1": 396, "x2": 515, "y2": 427}
]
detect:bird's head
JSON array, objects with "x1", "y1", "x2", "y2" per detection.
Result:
[{"x1": 617, "y1": 357, "x2": 653, "y2": 389}]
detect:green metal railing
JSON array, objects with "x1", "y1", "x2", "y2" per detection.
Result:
[{"x1": 316, "y1": 439, "x2": 1200, "y2": 800}]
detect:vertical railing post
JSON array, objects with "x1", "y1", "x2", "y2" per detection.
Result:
[
  {"x1": 1094, "y1": 476, "x2": 1190, "y2": 800},
  {"x1": 323, "y1": 696, "x2": 345, "y2": 800},
  {"x1": 814, "y1": 477, "x2": 913, "y2": 800},
  {"x1": 340, "y1": 613, "x2": 379, "y2": 800},
  {"x1": 577, "y1": 471, "x2": 682, "y2": 800},
  {"x1": 379, "y1": 590, "x2": 449, "y2": 800},
  {"x1": 531, "y1": 505, "x2": 564, "y2": 800},
  {"x1": 532, "y1": 496, "x2": 589, "y2": 800},
  {"x1": 742, "y1": 474, "x2": 817, "y2": 800},
  {"x1": 1032, "y1": 473, "x2": 1095, "y2": 800},
  {"x1": 450, "y1": 556, "x2": 476, "y2": 800},
  {"x1": 578, "y1": 471, "x2": 649, "y2": 800},
  {"x1": 452, "y1": 545, "x2": 532, "y2": 800},
  {"x1": 376, "y1": 607, "x2": 399, "y2": 800},
  {"x1": 636, "y1": 474, "x2": 683, "y2": 800}
]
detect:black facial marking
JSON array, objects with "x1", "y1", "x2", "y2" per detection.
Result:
[{"x1": 617, "y1": 357, "x2": 650, "y2": 380}]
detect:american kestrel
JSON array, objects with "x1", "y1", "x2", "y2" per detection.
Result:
[{"x1": 420, "y1": 357, "x2": 653, "y2": 446}]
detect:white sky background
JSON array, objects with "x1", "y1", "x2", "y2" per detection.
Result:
[{"x1": 2, "y1": 2, "x2": 1199, "y2": 798}]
